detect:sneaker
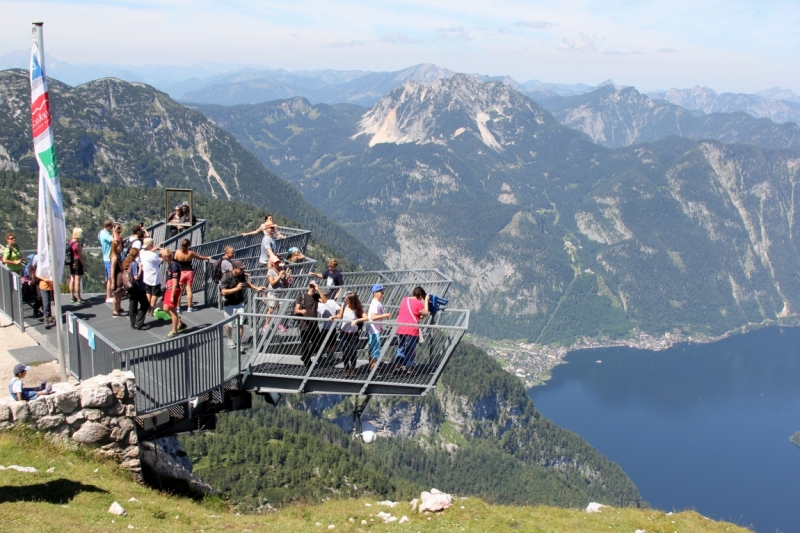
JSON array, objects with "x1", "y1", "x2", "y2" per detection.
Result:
[
  {"x1": 105, "y1": 297, "x2": 114, "y2": 303},
  {"x1": 166, "y1": 331, "x2": 178, "y2": 338},
  {"x1": 70, "y1": 298, "x2": 78, "y2": 303},
  {"x1": 278, "y1": 324, "x2": 287, "y2": 332},
  {"x1": 186, "y1": 307, "x2": 195, "y2": 313},
  {"x1": 177, "y1": 324, "x2": 187, "y2": 333},
  {"x1": 227, "y1": 339, "x2": 236, "y2": 349},
  {"x1": 44, "y1": 385, "x2": 52, "y2": 395},
  {"x1": 176, "y1": 308, "x2": 182, "y2": 314}
]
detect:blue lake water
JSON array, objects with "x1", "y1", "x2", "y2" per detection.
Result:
[{"x1": 528, "y1": 326, "x2": 800, "y2": 533}]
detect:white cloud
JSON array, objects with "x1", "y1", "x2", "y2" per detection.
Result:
[
  {"x1": 514, "y1": 20, "x2": 554, "y2": 29},
  {"x1": 558, "y1": 33, "x2": 598, "y2": 52},
  {"x1": 657, "y1": 48, "x2": 678, "y2": 53},
  {"x1": 436, "y1": 26, "x2": 472, "y2": 41},
  {"x1": 380, "y1": 33, "x2": 423, "y2": 44},
  {"x1": 321, "y1": 39, "x2": 365, "y2": 48}
]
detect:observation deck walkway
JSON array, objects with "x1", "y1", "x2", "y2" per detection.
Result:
[{"x1": 1, "y1": 224, "x2": 469, "y2": 440}]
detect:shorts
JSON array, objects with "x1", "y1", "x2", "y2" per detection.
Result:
[
  {"x1": 267, "y1": 291, "x2": 278, "y2": 309},
  {"x1": 104, "y1": 260, "x2": 111, "y2": 280},
  {"x1": 145, "y1": 284, "x2": 162, "y2": 297},
  {"x1": 163, "y1": 286, "x2": 182, "y2": 310},
  {"x1": 179, "y1": 270, "x2": 194, "y2": 286},
  {"x1": 223, "y1": 303, "x2": 244, "y2": 319},
  {"x1": 70, "y1": 262, "x2": 84, "y2": 276},
  {"x1": 368, "y1": 332, "x2": 381, "y2": 360}
]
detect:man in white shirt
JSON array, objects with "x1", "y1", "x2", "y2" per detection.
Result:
[
  {"x1": 138, "y1": 238, "x2": 162, "y2": 315},
  {"x1": 367, "y1": 284, "x2": 392, "y2": 371},
  {"x1": 316, "y1": 287, "x2": 341, "y2": 367}
]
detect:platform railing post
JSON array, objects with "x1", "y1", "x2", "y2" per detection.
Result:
[
  {"x1": 298, "y1": 321, "x2": 334, "y2": 393},
  {"x1": 359, "y1": 324, "x2": 398, "y2": 395}
]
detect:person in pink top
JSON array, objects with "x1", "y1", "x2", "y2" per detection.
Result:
[{"x1": 394, "y1": 286, "x2": 430, "y2": 373}]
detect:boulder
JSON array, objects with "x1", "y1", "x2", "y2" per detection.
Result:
[
  {"x1": 28, "y1": 398, "x2": 50, "y2": 418},
  {"x1": 36, "y1": 414, "x2": 65, "y2": 431},
  {"x1": 418, "y1": 489, "x2": 453, "y2": 513},
  {"x1": 83, "y1": 409, "x2": 104, "y2": 422},
  {"x1": 72, "y1": 421, "x2": 111, "y2": 444},
  {"x1": 80, "y1": 387, "x2": 113, "y2": 409},
  {"x1": 0, "y1": 404, "x2": 10, "y2": 422},
  {"x1": 9, "y1": 401, "x2": 29, "y2": 422},
  {"x1": 54, "y1": 391, "x2": 80, "y2": 414},
  {"x1": 105, "y1": 401, "x2": 125, "y2": 416},
  {"x1": 110, "y1": 380, "x2": 127, "y2": 400},
  {"x1": 108, "y1": 501, "x2": 127, "y2": 516},
  {"x1": 65, "y1": 410, "x2": 86, "y2": 426}
]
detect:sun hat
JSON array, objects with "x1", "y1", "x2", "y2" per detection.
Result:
[
  {"x1": 288, "y1": 247, "x2": 300, "y2": 254},
  {"x1": 143, "y1": 237, "x2": 154, "y2": 248}
]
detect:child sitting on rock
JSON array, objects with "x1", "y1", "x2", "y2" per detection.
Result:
[{"x1": 8, "y1": 364, "x2": 52, "y2": 401}]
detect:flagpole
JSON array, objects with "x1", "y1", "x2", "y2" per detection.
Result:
[{"x1": 33, "y1": 22, "x2": 67, "y2": 383}]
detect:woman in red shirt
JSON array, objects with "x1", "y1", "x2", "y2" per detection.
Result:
[{"x1": 393, "y1": 286, "x2": 430, "y2": 374}]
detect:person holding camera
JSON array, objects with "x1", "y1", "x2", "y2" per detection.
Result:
[
  {"x1": 295, "y1": 281, "x2": 323, "y2": 368},
  {"x1": 220, "y1": 260, "x2": 265, "y2": 349}
]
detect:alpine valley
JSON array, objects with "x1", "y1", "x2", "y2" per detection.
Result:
[{"x1": 194, "y1": 73, "x2": 800, "y2": 346}]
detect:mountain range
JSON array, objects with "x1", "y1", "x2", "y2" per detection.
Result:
[
  {"x1": 532, "y1": 84, "x2": 800, "y2": 150},
  {"x1": 195, "y1": 74, "x2": 800, "y2": 344},
  {"x1": 0, "y1": 68, "x2": 382, "y2": 268}
]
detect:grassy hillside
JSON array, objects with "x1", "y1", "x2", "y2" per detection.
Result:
[{"x1": 0, "y1": 430, "x2": 751, "y2": 532}]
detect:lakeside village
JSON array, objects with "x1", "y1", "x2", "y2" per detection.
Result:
[{"x1": 467, "y1": 319, "x2": 795, "y2": 388}]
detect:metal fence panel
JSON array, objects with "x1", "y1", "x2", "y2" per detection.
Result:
[{"x1": 0, "y1": 262, "x2": 25, "y2": 331}]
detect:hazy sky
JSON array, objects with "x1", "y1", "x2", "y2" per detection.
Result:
[{"x1": 1, "y1": 0, "x2": 798, "y2": 92}]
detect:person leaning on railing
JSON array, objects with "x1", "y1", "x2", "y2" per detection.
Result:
[
  {"x1": 393, "y1": 286, "x2": 430, "y2": 375},
  {"x1": 174, "y1": 238, "x2": 211, "y2": 313},
  {"x1": 220, "y1": 260, "x2": 266, "y2": 349},
  {"x1": 2, "y1": 232, "x2": 23, "y2": 273}
]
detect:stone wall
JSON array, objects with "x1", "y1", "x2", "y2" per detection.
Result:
[{"x1": 0, "y1": 370, "x2": 141, "y2": 478}]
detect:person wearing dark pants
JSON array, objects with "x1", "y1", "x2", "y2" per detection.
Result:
[
  {"x1": 295, "y1": 282, "x2": 322, "y2": 368},
  {"x1": 123, "y1": 248, "x2": 149, "y2": 330},
  {"x1": 38, "y1": 276, "x2": 55, "y2": 328}
]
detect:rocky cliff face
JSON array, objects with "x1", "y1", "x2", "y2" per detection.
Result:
[{"x1": 655, "y1": 86, "x2": 800, "y2": 125}]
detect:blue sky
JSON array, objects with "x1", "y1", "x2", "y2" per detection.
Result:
[{"x1": 1, "y1": 0, "x2": 798, "y2": 92}]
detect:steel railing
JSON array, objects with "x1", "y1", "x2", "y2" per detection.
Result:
[
  {"x1": 189, "y1": 226, "x2": 310, "y2": 258},
  {"x1": 241, "y1": 307, "x2": 469, "y2": 395},
  {"x1": 0, "y1": 261, "x2": 25, "y2": 331},
  {"x1": 66, "y1": 311, "x2": 241, "y2": 415}
]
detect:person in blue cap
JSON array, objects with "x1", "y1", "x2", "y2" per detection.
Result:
[
  {"x1": 8, "y1": 364, "x2": 52, "y2": 401},
  {"x1": 367, "y1": 284, "x2": 392, "y2": 371}
]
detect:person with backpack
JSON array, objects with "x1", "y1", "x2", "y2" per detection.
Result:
[
  {"x1": 122, "y1": 248, "x2": 149, "y2": 330},
  {"x1": 122, "y1": 224, "x2": 144, "y2": 260},
  {"x1": 67, "y1": 227, "x2": 87, "y2": 304},
  {"x1": 2, "y1": 233, "x2": 23, "y2": 273}
]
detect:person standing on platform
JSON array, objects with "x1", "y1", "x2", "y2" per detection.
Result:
[
  {"x1": 109, "y1": 240, "x2": 126, "y2": 318},
  {"x1": 219, "y1": 260, "x2": 265, "y2": 349},
  {"x1": 328, "y1": 291, "x2": 368, "y2": 377},
  {"x1": 258, "y1": 225, "x2": 279, "y2": 269},
  {"x1": 295, "y1": 281, "x2": 323, "y2": 368},
  {"x1": 367, "y1": 284, "x2": 392, "y2": 371},
  {"x1": 37, "y1": 270, "x2": 55, "y2": 328},
  {"x1": 311, "y1": 258, "x2": 343, "y2": 298},
  {"x1": 98, "y1": 220, "x2": 113, "y2": 303},
  {"x1": 394, "y1": 286, "x2": 430, "y2": 373},
  {"x1": 161, "y1": 249, "x2": 186, "y2": 338},
  {"x1": 139, "y1": 238, "x2": 162, "y2": 316},
  {"x1": 123, "y1": 248, "x2": 149, "y2": 330},
  {"x1": 173, "y1": 238, "x2": 211, "y2": 312},
  {"x1": 68, "y1": 228, "x2": 87, "y2": 304},
  {"x1": 2, "y1": 233, "x2": 23, "y2": 273},
  {"x1": 265, "y1": 256, "x2": 287, "y2": 330}
]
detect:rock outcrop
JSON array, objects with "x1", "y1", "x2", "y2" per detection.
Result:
[{"x1": 0, "y1": 371, "x2": 141, "y2": 478}]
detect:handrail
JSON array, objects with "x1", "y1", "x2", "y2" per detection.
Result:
[{"x1": 0, "y1": 261, "x2": 25, "y2": 332}]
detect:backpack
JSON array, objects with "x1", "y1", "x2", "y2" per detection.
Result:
[
  {"x1": 212, "y1": 258, "x2": 225, "y2": 283},
  {"x1": 121, "y1": 237, "x2": 135, "y2": 262},
  {"x1": 121, "y1": 264, "x2": 134, "y2": 291},
  {"x1": 64, "y1": 241, "x2": 74, "y2": 266}
]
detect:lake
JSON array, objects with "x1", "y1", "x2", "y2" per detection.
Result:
[{"x1": 528, "y1": 326, "x2": 800, "y2": 533}]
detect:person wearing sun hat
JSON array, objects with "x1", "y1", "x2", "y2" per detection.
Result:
[
  {"x1": 367, "y1": 284, "x2": 392, "y2": 371},
  {"x1": 8, "y1": 364, "x2": 52, "y2": 401}
]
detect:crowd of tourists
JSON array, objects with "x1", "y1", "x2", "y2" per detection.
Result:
[{"x1": 3, "y1": 210, "x2": 437, "y2": 388}]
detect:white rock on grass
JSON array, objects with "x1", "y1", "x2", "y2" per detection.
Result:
[
  {"x1": 586, "y1": 502, "x2": 607, "y2": 513},
  {"x1": 7, "y1": 465, "x2": 37, "y2": 473},
  {"x1": 399, "y1": 516, "x2": 409, "y2": 524},
  {"x1": 108, "y1": 502, "x2": 127, "y2": 516},
  {"x1": 376, "y1": 500, "x2": 398, "y2": 507},
  {"x1": 377, "y1": 511, "x2": 397, "y2": 523},
  {"x1": 418, "y1": 489, "x2": 453, "y2": 513},
  {"x1": 410, "y1": 498, "x2": 419, "y2": 511}
]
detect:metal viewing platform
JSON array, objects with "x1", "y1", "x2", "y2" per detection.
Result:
[{"x1": 0, "y1": 225, "x2": 469, "y2": 441}]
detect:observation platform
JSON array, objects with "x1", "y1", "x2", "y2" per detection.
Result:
[{"x1": 0, "y1": 223, "x2": 469, "y2": 440}]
